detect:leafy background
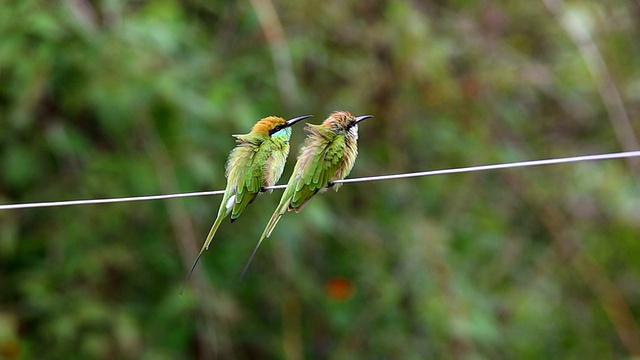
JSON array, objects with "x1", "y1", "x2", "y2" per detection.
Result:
[{"x1": 2, "y1": 0, "x2": 640, "y2": 358}]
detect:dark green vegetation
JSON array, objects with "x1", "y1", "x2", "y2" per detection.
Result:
[{"x1": 2, "y1": 0, "x2": 640, "y2": 358}]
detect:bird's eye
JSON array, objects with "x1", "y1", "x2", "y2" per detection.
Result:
[{"x1": 270, "y1": 125, "x2": 283, "y2": 135}]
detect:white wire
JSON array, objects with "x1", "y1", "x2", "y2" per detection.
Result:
[
  {"x1": 0, "y1": 190, "x2": 225, "y2": 210},
  {"x1": 1, "y1": 150, "x2": 639, "y2": 210},
  {"x1": 337, "y1": 150, "x2": 640, "y2": 183}
]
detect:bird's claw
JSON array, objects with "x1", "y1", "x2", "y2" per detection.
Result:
[{"x1": 327, "y1": 181, "x2": 335, "y2": 188}]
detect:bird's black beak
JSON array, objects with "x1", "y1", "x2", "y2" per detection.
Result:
[
  {"x1": 285, "y1": 115, "x2": 313, "y2": 127},
  {"x1": 355, "y1": 115, "x2": 374, "y2": 124}
]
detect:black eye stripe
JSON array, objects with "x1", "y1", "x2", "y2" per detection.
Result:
[{"x1": 269, "y1": 125, "x2": 284, "y2": 135}]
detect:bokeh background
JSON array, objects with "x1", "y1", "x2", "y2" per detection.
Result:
[{"x1": 2, "y1": 0, "x2": 640, "y2": 358}]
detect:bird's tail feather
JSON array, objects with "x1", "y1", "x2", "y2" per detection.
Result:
[
  {"x1": 180, "y1": 213, "x2": 226, "y2": 295},
  {"x1": 239, "y1": 202, "x2": 287, "y2": 279},
  {"x1": 265, "y1": 206, "x2": 285, "y2": 239}
]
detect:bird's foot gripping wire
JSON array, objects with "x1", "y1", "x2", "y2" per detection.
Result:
[{"x1": 327, "y1": 181, "x2": 335, "y2": 188}]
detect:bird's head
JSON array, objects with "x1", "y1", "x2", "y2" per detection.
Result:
[
  {"x1": 322, "y1": 111, "x2": 373, "y2": 134},
  {"x1": 251, "y1": 115, "x2": 313, "y2": 138}
]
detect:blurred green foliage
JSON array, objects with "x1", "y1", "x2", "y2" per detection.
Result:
[{"x1": 2, "y1": 0, "x2": 640, "y2": 358}]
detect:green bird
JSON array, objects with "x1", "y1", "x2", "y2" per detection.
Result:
[
  {"x1": 181, "y1": 114, "x2": 312, "y2": 294},
  {"x1": 241, "y1": 111, "x2": 373, "y2": 277}
]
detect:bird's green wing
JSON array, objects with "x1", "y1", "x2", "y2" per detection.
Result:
[
  {"x1": 227, "y1": 138, "x2": 263, "y2": 221},
  {"x1": 290, "y1": 134, "x2": 345, "y2": 211}
]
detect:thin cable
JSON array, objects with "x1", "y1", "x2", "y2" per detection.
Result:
[
  {"x1": 337, "y1": 150, "x2": 640, "y2": 184},
  {"x1": 1, "y1": 150, "x2": 639, "y2": 210},
  {"x1": 0, "y1": 190, "x2": 226, "y2": 210}
]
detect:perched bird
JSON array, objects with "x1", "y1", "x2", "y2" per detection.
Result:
[
  {"x1": 241, "y1": 111, "x2": 373, "y2": 277},
  {"x1": 181, "y1": 114, "x2": 312, "y2": 294}
]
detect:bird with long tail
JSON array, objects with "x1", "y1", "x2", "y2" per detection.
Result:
[
  {"x1": 240, "y1": 111, "x2": 373, "y2": 277},
  {"x1": 180, "y1": 114, "x2": 312, "y2": 294}
]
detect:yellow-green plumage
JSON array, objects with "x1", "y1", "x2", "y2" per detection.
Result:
[
  {"x1": 241, "y1": 111, "x2": 373, "y2": 277},
  {"x1": 181, "y1": 115, "x2": 311, "y2": 294}
]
